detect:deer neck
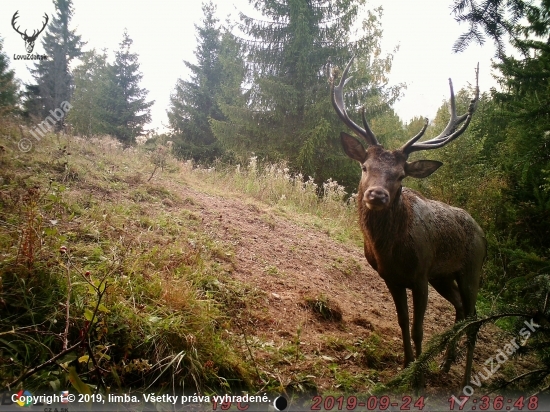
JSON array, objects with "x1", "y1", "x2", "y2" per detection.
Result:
[{"x1": 359, "y1": 187, "x2": 410, "y2": 250}]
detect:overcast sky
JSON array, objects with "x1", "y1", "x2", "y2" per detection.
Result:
[{"x1": 2, "y1": 0, "x2": 497, "y2": 133}]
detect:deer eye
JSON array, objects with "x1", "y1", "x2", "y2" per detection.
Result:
[{"x1": 361, "y1": 165, "x2": 367, "y2": 172}]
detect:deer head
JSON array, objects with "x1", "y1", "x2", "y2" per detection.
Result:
[
  {"x1": 12, "y1": 11, "x2": 49, "y2": 54},
  {"x1": 331, "y1": 56, "x2": 479, "y2": 211}
]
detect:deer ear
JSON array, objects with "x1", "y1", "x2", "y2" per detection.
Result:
[
  {"x1": 405, "y1": 160, "x2": 443, "y2": 178},
  {"x1": 341, "y1": 132, "x2": 367, "y2": 163}
]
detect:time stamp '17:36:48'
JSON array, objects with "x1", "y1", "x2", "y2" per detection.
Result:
[{"x1": 309, "y1": 395, "x2": 540, "y2": 411}]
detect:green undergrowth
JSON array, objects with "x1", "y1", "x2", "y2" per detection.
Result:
[{"x1": 0, "y1": 133, "x2": 262, "y2": 393}]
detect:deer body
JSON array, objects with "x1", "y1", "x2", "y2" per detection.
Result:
[
  {"x1": 331, "y1": 57, "x2": 485, "y2": 387},
  {"x1": 361, "y1": 188, "x2": 485, "y2": 284}
]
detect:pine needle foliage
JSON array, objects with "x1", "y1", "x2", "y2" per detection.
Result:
[{"x1": 451, "y1": 0, "x2": 549, "y2": 56}]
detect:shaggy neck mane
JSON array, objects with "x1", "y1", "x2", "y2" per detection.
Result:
[{"x1": 358, "y1": 188, "x2": 411, "y2": 251}]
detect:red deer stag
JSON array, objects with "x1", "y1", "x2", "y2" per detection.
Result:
[{"x1": 331, "y1": 56, "x2": 486, "y2": 387}]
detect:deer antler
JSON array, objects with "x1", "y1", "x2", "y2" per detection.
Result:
[
  {"x1": 11, "y1": 11, "x2": 25, "y2": 37},
  {"x1": 401, "y1": 63, "x2": 480, "y2": 155},
  {"x1": 331, "y1": 56, "x2": 380, "y2": 147},
  {"x1": 11, "y1": 11, "x2": 48, "y2": 41},
  {"x1": 34, "y1": 13, "x2": 49, "y2": 39}
]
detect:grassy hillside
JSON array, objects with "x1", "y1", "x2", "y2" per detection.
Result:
[{"x1": 0, "y1": 127, "x2": 530, "y2": 398}]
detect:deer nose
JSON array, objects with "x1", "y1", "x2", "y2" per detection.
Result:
[{"x1": 364, "y1": 187, "x2": 389, "y2": 206}]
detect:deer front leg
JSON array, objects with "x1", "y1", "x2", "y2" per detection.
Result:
[
  {"x1": 411, "y1": 280, "x2": 429, "y2": 358},
  {"x1": 387, "y1": 285, "x2": 414, "y2": 366},
  {"x1": 411, "y1": 280, "x2": 429, "y2": 390}
]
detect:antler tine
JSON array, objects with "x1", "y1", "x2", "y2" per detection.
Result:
[
  {"x1": 400, "y1": 117, "x2": 429, "y2": 150},
  {"x1": 29, "y1": 13, "x2": 49, "y2": 40},
  {"x1": 331, "y1": 55, "x2": 379, "y2": 147},
  {"x1": 361, "y1": 106, "x2": 378, "y2": 145},
  {"x1": 38, "y1": 13, "x2": 49, "y2": 35},
  {"x1": 11, "y1": 11, "x2": 26, "y2": 36},
  {"x1": 401, "y1": 64, "x2": 480, "y2": 155}
]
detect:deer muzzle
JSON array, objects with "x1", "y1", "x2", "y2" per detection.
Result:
[{"x1": 363, "y1": 187, "x2": 390, "y2": 210}]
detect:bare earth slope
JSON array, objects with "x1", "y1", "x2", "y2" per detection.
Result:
[{"x1": 169, "y1": 180, "x2": 468, "y2": 391}]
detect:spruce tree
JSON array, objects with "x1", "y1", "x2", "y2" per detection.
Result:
[
  {"x1": 29, "y1": 0, "x2": 84, "y2": 125},
  {"x1": 109, "y1": 30, "x2": 153, "y2": 145},
  {"x1": 167, "y1": 2, "x2": 232, "y2": 162},
  {"x1": 213, "y1": 1, "x2": 402, "y2": 189},
  {"x1": 0, "y1": 37, "x2": 18, "y2": 115},
  {"x1": 67, "y1": 49, "x2": 112, "y2": 137}
]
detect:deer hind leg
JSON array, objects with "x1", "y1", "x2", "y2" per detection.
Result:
[
  {"x1": 429, "y1": 277, "x2": 465, "y2": 372},
  {"x1": 456, "y1": 268, "x2": 481, "y2": 388},
  {"x1": 387, "y1": 285, "x2": 414, "y2": 367}
]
